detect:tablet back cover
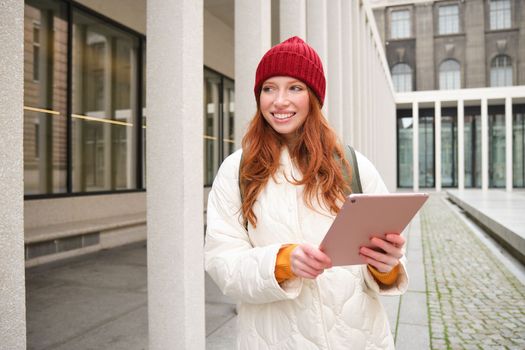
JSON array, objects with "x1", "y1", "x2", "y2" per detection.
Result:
[{"x1": 319, "y1": 193, "x2": 428, "y2": 266}]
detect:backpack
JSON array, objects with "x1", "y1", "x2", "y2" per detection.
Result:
[{"x1": 238, "y1": 145, "x2": 362, "y2": 228}]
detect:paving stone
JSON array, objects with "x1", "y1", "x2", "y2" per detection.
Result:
[{"x1": 420, "y1": 194, "x2": 525, "y2": 350}]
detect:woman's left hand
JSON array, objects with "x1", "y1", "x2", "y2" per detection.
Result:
[{"x1": 359, "y1": 233, "x2": 405, "y2": 273}]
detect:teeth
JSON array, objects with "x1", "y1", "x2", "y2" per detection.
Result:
[{"x1": 273, "y1": 113, "x2": 294, "y2": 120}]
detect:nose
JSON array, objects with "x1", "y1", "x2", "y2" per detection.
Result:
[{"x1": 274, "y1": 89, "x2": 290, "y2": 107}]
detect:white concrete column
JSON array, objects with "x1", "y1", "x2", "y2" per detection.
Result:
[
  {"x1": 341, "y1": 0, "x2": 353, "y2": 145},
  {"x1": 235, "y1": 0, "x2": 271, "y2": 148},
  {"x1": 306, "y1": 0, "x2": 328, "y2": 117},
  {"x1": 505, "y1": 97, "x2": 513, "y2": 192},
  {"x1": 351, "y1": 0, "x2": 362, "y2": 149},
  {"x1": 0, "y1": 1, "x2": 26, "y2": 349},
  {"x1": 458, "y1": 100, "x2": 465, "y2": 190},
  {"x1": 146, "y1": 1, "x2": 204, "y2": 349},
  {"x1": 435, "y1": 101, "x2": 442, "y2": 192},
  {"x1": 413, "y1": 102, "x2": 419, "y2": 192},
  {"x1": 279, "y1": 0, "x2": 306, "y2": 41},
  {"x1": 326, "y1": 0, "x2": 343, "y2": 137},
  {"x1": 481, "y1": 98, "x2": 489, "y2": 191}
]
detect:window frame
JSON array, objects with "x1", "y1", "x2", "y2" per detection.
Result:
[
  {"x1": 438, "y1": 59, "x2": 461, "y2": 90},
  {"x1": 24, "y1": 0, "x2": 147, "y2": 200},
  {"x1": 391, "y1": 63, "x2": 413, "y2": 92},
  {"x1": 488, "y1": 0, "x2": 512, "y2": 31},
  {"x1": 437, "y1": 3, "x2": 460, "y2": 35},
  {"x1": 490, "y1": 54, "x2": 513, "y2": 87},
  {"x1": 389, "y1": 7, "x2": 412, "y2": 40}
]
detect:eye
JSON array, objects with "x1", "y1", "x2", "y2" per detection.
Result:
[
  {"x1": 290, "y1": 85, "x2": 304, "y2": 92},
  {"x1": 261, "y1": 86, "x2": 274, "y2": 93}
]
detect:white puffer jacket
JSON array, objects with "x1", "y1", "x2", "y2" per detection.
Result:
[{"x1": 205, "y1": 148, "x2": 408, "y2": 350}]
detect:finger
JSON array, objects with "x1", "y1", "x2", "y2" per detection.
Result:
[
  {"x1": 292, "y1": 260, "x2": 323, "y2": 279},
  {"x1": 296, "y1": 252, "x2": 328, "y2": 273},
  {"x1": 369, "y1": 237, "x2": 403, "y2": 259},
  {"x1": 385, "y1": 233, "x2": 405, "y2": 247},
  {"x1": 359, "y1": 246, "x2": 398, "y2": 266},
  {"x1": 302, "y1": 244, "x2": 332, "y2": 267},
  {"x1": 360, "y1": 254, "x2": 392, "y2": 273}
]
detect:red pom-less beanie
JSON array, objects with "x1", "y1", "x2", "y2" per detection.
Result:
[{"x1": 254, "y1": 36, "x2": 326, "y2": 106}]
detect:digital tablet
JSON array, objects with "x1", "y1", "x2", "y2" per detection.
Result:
[{"x1": 319, "y1": 193, "x2": 429, "y2": 266}]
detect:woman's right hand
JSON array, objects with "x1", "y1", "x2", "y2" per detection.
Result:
[{"x1": 290, "y1": 243, "x2": 333, "y2": 279}]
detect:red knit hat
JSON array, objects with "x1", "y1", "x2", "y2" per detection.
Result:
[{"x1": 254, "y1": 36, "x2": 326, "y2": 106}]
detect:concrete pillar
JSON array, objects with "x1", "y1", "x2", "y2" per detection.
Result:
[
  {"x1": 505, "y1": 97, "x2": 513, "y2": 192},
  {"x1": 306, "y1": 0, "x2": 328, "y2": 116},
  {"x1": 345, "y1": 1, "x2": 363, "y2": 149},
  {"x1": 435, "y1": 101, "x2": 442, "y2": 191},
  {"x1": 234, "y1": 0, "x2": 271, "y2": 148},
  {"x1": 413, "y1": 101, "x2": 419, "y2": 192},
  {"x1": 0, "y1": 1, "x2": 26, "y2": 349},
  {"x1": 341, "y1": 0, "x2": 353, "y2": 146},
  {"x1": 279, "y1": 0, "x2": 306, "y2": 41},
  {"x1": 146, "y1": 1, "x2": 204, "y2": 349},
  {"x1": 481, "y1": 98, "x2": 489, "y2": 190},
  {"x1": 458, "y1": 100, "x2": 465, "y2": 190},
  {"x1": 326, "y1": 0, "x2": 343, "y2": 137}
]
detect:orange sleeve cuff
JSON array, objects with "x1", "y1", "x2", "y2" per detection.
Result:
[
  {"x1": 275, "y1": 244, "x2": 298, "y2": 283},
  {"x1": 367, "y1": 263, "x2": 400, "y2": 286}
]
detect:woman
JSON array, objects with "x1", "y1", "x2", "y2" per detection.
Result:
[{"x1": 205, "y1": 36, "x2": 408, "y2": 349}]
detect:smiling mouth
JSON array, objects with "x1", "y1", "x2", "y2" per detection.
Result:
[{"x1": 271, "y1": 112, "x2": 296, "y2": 120}]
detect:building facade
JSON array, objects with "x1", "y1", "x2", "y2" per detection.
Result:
[
  {"x1": 1, "y1": 0, "x2": 397, "y2": 348},
  {"x1": 371, "y1": 0, "x2": 525, "y2": 191}
]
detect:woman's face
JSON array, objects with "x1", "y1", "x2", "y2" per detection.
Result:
[{"x1": 259, "y1": 76, "x2": 310, "y2": 143}]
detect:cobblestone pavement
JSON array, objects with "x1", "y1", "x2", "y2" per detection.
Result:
[{"x1": 420, "y1": 194, "x2": 525, "y2": 350}]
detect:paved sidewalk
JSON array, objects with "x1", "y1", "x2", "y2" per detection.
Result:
[{"x1": 421, "y1": 194, "x2": 525, "y2": 349}]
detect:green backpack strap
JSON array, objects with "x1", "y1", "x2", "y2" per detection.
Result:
[{"x1": 344, "y1": 145, "x2": 363, "y2": 195}]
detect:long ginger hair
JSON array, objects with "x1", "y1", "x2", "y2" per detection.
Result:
[{"x1": 240, "y1": 89, "x2": 352, "y2": 228}]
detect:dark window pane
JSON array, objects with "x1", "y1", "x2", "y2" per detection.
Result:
[
  {"x1": 397, "y1": 110, "x2": 413, "y2": 187},
  {"x1": 513, "y1": 105, "x2": 525, "y2": 187},
  {"x1": 464, "y1": 107, "x2": 482, "y2": 188},
  {"x1": 72, "y1": 10, "x2": 139, "y2": 192},
  {"x1": 419, "y1": 110, "x2": 435, "y2": 188},
  {"x1": 24, "y1": 0, "x2": 68, "y2": 195},
  {"x1": 488, "y1": 107, "x2": 506, "y2": 187}
]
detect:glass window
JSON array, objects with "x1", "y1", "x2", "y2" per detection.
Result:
[
  {"x1": 464, "y1": 107, "x2": 482, "y2": 188},
  {"x1": 488, "y1": 107, "x2": 506, "y2": 187},
  {"x1": 439, "y1": 4, "x2": 459, "y2": 35},
  {"x1": 23, "y1": 0, "x2": 68, "y2": 195},
  {"x1": 397, "y1": 110, "x2": 413, "y2": 187},
  {"x1": 203, "y1": 68, "x2": 236, "y2": 186},
  {"x1": 204, "y1": 69, "x2": 221, "y2": 186},
  {"x1": 490, "y1": 0, "x2": 511, "y2": 30},
  {"x1": 72, "y1": 10, "x2": 139, "y2": 192},
  {"x1": 439, "y1": 59, "x2": 461, "y2": 90},
  {"x1": 490, "y1": 55, "x2": 512, "y2": 87},
  {"x1": 390, "y1": 10, "x2": 411, "y2": 39},
  {"x1": 223, "y1": 78, "x2": 235, "y2": 158},
  {"x1": 419, "y1": 110, "x2": 435, "y2": 188},
  {"x1": 513, "y1": 105, "x2": 525, "y2": 187},
  {"x1": 441, "y1": 109, "x2": 458, "y2": 187},
  {"x1": 391, "y1": 64, "x2": 412, "y2": 92}
]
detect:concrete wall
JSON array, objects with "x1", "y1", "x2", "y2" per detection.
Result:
[
  {"x1": 77, "y1": 0, "x2": 146, "y2": 34},
  {"x1": 25, "y1": 193, "x2": 146, "y2": 228},
  {"x1": 204, "y1": 9, "x2": 234, "y2": 78}
]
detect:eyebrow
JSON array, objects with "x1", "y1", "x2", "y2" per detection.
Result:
[{"x1": 263, "y1": 79, "x2": 304, "y2": 85}]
